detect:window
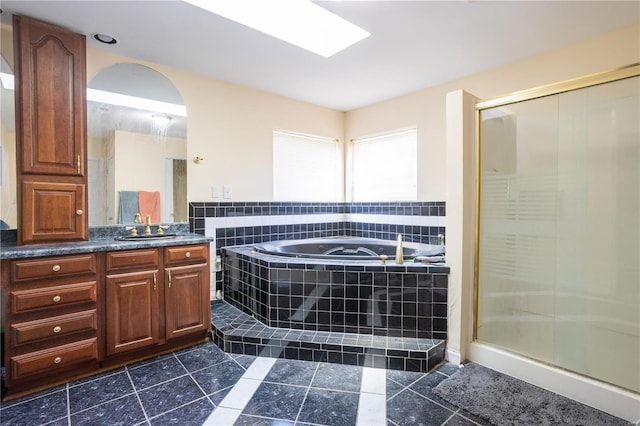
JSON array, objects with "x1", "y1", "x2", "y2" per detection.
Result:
[
  {"x1": 351, "y1": 128, "x2": 417, "y2": 201},
  {"x1": 273, "y1": 130, "x2": 340, "y2": 201}
]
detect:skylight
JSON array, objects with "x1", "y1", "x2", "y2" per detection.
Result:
[{"x1": 182, "y1": 0, "x2": 370, "y2": 58}]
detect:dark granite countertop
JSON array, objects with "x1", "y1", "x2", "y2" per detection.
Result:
[{"x1": 0, "y1": 224, "x2": 212, "y2": 260}]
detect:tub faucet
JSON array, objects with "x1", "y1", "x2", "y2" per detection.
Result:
[
  {"x1": 144, "y1": 214, "x2": 152, "y2": 235},
  {"x1": 395, "y1": 234, "x2": 404, "y2": 264}
]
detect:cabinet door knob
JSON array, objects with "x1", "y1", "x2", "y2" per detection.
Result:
[
  {"x1": 53, "y1": 326, "x2": 62, "y2": 333},
  {"x1": 53, "y1": 357, "x2": 62, "y2": 364},
  {"x1": 52, "y1": 295, "x2": 61, "y2": 303},
  {"x1": 76, "y1": 209, "x2": 83, "y2": 216},
  {"x1": 52, "y1": 264, "x2": 61, "y2": 272},
  {"x1": 185, "y1": 252, "x2": 191, "y2": 258}
]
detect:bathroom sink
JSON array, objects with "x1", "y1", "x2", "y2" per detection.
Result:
[{"x1": 115, "y1": 233, "x2": 178, "y2": 241}]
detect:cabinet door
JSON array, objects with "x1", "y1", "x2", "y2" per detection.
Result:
[
  {"x1": 165, "y1": 264, "x2": 210, "y2": 339},
  {"x1": 14, "y1": 15, "x2": 87, "y2": 176},
  {"x1": 21, "y1": 180, "x2": 87, "y2": 243},
  {"x1": 106, "y1": 271, "x2": 160, "y2": 355}
]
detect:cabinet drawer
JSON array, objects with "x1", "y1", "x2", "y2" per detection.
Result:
[
  {"x1": 164, "y1": 244, "x2": 207, "y2": 265},
  {"x1": 10, "y1": 338, "x2": 98, "y2": 380},
  {"x1": 11, "y1": 281, "x2": 97, "y2": 314},
  {"x1": 12, "y1": 254, "x2": 96, "y2": 282},
  {"x1": 11, "y1": 310, "x2": 98, "y2": 346},
  {"x1": 106, "y1": 249, "x2": 159, "y2": 273}
]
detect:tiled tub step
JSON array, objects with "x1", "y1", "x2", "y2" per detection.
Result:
[{"x1": 211, "y1": 301, "x2": 446, "y2": 373}]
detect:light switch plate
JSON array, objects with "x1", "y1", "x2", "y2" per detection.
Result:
[{"x1": 223, "y1": 185, "x2": 232, "y2": 199}]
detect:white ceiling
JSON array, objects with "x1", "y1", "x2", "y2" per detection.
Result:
[{"x1": 1, "y1": 1, "x2": 638, "y2": 112}]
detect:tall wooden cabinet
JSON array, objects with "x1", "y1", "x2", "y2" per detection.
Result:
[{"x1": 13, "y1": 15, "x2": 88, "y2": 244}]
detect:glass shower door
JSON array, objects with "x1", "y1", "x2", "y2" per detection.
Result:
[{"x1": 476, "y1": 75, "x2": 639, "y2": 393}]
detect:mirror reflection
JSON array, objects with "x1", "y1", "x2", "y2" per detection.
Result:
[
  {"x1": 87, "y1": 63, "x2": 187, "y2": 225},
  {"x1": 0, "y1": 54, "x2": 16, "y2": 229}
]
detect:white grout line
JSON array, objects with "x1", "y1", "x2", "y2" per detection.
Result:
[
  {"x1": 202, "y1": 357, "x2": 277, "y2": 425},
  {"x1": 356, "y1": 367, "x2": 387, "y2": 426}
]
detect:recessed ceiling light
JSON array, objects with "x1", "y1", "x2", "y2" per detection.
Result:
[
  {"x1": 93, "y1": 33, "x2": 118, "y2": 45},
  {"x1": 182, "y1": 0, "x2": 370, "y2": 58}
]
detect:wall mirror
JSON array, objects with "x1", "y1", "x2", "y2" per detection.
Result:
[
  {"x1": 0, "y1": 54, "x2": 16, "y2": 229},
  {"x1": 87, "y1": 63, "x2": 187, "y2": 226}
]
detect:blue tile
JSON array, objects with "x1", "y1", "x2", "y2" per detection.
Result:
[
  {"x1": 235, "y1": 414, "x2": 294, "y2": 425},
  {"x1": 297, "y1": 389, "x2": 359, "y2": 426},
  {"x1": 264, "y1": 359, "x2": 318, "y2": 386},
  {"x1": 311, "y1": 363, "x2": 362, "y2": 392},
  {"x1": 0, "y1": 389, "x2": 68, "y2": 426},
  {"x1": 69, "y1": 371, "x2": 135, "y2": 413},
  {"x1": 386, "y1": 388, "x2": 454, "y2": 425},
  {"x1": 148, "y1": 397, "x2": 214, "y2": 425},
  {"x1": 128, "y1": 356, "x2": 188, "y2": 390},
  {"x1": 138, "y1": 376, "x2": 206, "y2": 418},
  {"x1": 176, "y1": 342, "x2": 233, "y2": 372},
  {"x1": 70, "y1": 393, "x2": 145, "y2": 426},
  {"x1": 242, "y1": 383, "x2": 307, "y2": 421},
  {"x1": 191, "y1": 359, "x2": 246, "y2": 395}
]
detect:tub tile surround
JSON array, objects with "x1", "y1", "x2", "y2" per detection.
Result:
[
  {"x1": 223, "y1": 246, "x2": 448, "y2": 339},
  {"x1": 212, "y1": 301, "x2": 447, "y2": 374},
  {"x1": 188, "y1": 201, "x2": 446, "y2": 292},
  {"x1": 188, "y1": 201, "x2": 449, "y2": 374}
]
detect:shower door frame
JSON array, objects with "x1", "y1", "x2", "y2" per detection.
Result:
[{"x1": 470, "y1": 63, "x2": 640, "y2": 423}]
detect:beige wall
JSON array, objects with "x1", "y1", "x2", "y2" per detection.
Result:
[
  {"x1": 345, "y1": 23, "x2": 640, "y2": 202},
  {"x1": 86, "y1": 50, "x2": 346, "y2": 203}
]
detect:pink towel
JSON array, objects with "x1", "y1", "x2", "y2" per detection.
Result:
[{"x1": 139, "y1": 191, "x2": 161, "y2": 223}]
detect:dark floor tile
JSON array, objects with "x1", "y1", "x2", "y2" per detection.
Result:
[
  {"x1": 386, "y1": 378, "x2": 406, "y2": 400},
  {"x1": 387, "y1": 389, "x2": 454, "y2": 426},
  {"x1": 408, "y1": 372, "x2": 456, "y2": 410},
  {"x1": 176, "y1": 342, "x2": 232, "y2": 372},
  {"x1": 235, "y1": 414, "x2": 295, "y2": 425},
  {"x1": 230, "y1": 354, "x2": 258, "y2": 369},
  {"x1": 386, "y1": 369, "x2": 425, "y2": 387},
  {"x1": 311, "y1": 363, "x2": 362, "y2": 392},
  {"x1": 149, "y1": 396, "x2": 215, "y2": 425},
  {"x1": 0, "y1": 389, "x2": 68, "y2": 426},
  {"x1": 191, "y1": 359, "x2": 246, "y2": 395},
  {"x1": 68, "y1": 367, "x2": 126, "y2": 387},
  {"x1": 69, "y1": 370, "x2": 135, "y2": 413},
  {"x1": 208, "y1": 386, "x2": 233, "y2": 406},
  {"x1": 445, "y1": 412, "x2": 490, "y2": 426},
  {"x1": 297, "y1": 389, "x2": 359, "y2": 426},
  {"x1": 42, "y1": 417, "x2": 69, "y2": 426},
  {"x1": 128, "y1": 356, "x2": 188, "y2": 390},
  {"x1": 70, "y1": 394, "x2": 145, "y2": 426},
  {"x1": 138, "y1": 375, "x2": 206, "y2": 418},
  {"x1": 264, "y1": 359, "x2": 318, "y2": 386},
  {"x1": 242, "y1": 383, "x2": 307, "y2": 421},
  {"x1": 434, "y1": 363, "x2": 461, "y2": 377}
]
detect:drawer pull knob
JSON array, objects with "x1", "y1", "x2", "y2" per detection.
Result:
[
  {"x1": 76, "y1": 209, "x2": 83, "y2": 216},
  {"x1": 185, "y1": 252, "x2": 191, "y2": 258},
  {"x1": 53, "y1": 357, "x2": 62, "y2": 364},
  {"x1": 52, "y1": 295, "x2": 61, "y2": 303},
  {"x1": 53, "y1": 326, "x2": 62, "y2": 333},
  {"x1": 52, "y1": 265, "x2": 61, "y2": 272}
]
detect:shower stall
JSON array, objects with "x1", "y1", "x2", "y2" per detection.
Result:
[{"x1": 475, "y1": 65, "x2": 639, "y2": 398}]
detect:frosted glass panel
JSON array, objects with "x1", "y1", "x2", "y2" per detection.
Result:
[{"x1": 477, "y1": 76, "x2": 639, "y2": 393}]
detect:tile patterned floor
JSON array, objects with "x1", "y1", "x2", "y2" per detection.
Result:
[{"x1": 0, "y1": 341, "x2": 493, "y2": 426}]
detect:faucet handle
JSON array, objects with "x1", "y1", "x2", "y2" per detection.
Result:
[
  {"x1": 125, "y1": 226, "x2": 138, "y2": 236},
  {"x1": 156, "y1": 225, "x2": 169, "y2": 235}
]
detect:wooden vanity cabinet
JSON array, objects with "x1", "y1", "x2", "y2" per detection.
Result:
[
  {"x1": 1, "y1": 253, "x2": 101, "y2": 393},
  {"x1": 105, "y1": 249, "x2": 160, "y2": 356},
  {"x1": 13, "y1": 15, "x2": 88, "y2": 244},
  {"x1": 105, "y1": 244, "x2": 210, "y2": 358},
  {"x1": 164, "y1": 245, "x2": 210, "y2": 339}
]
